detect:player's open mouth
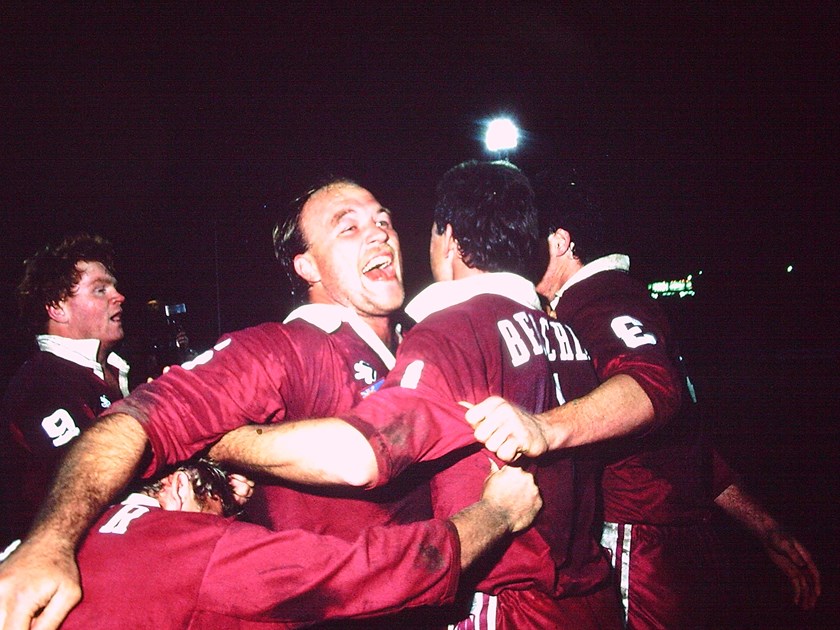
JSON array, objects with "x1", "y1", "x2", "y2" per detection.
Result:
[{"x1": 362, "y1": 254, "x2": 396, "y2": 281}]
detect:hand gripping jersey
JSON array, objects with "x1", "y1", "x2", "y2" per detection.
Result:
[
  {"x1": 1, "y1": 339, "x2": 128, "y2": 539},
  {"x1": 61, "y1": 493, "x2": 460, "y2": 629},
  {"x1": 339, "y1": 273, "x2": 618, "y2": 628},
  {"x1": 107, "y1": 305, "x2": 431, "y2": 541}
]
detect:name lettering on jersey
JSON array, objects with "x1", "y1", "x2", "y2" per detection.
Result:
[
  {"x1": 354, "y1": 360, "x2": 377, "y2": 385},
  {"x1": 99, "y1": 504, "x2": 150, "y2": 535},
  {"x1": 100, "y1": 395, "x2": 112, "y2": 408},
  {"x1": 182, "y1": 337, "x2": 233, "y2": 371},
  {"x1": 41, "y1": 409, "x2": 81, "y2": 447},
  {"x1": 499, "y1": 311, "x2": 589, "y2": 368},
  {"x1": 611, "y1": 315, "x2": 657, "y2": 349}
]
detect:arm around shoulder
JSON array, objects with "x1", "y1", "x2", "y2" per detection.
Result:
[
  {"x1": 210, "y1": 417, "x2": 380, "y2": 488},
  {"x1": 0, "y1": 411, "x2": 148, "y2": 630}
]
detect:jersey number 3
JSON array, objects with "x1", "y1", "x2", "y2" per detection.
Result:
[{"x1": 610, "y1": 315, "x2": 657, "y2": 349}]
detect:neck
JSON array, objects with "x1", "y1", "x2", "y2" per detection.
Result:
[
  {"x1": 361, "y1": 314, "x2": 394, "y2": 349},
  {"x1": 97, "y1": 342, "x2": 113, "y2": 365},
  {"x1": 451, "y1": 258, "x2": 484, "y2": 281},
  {"x1": 537, "y1": 257, "x2": 583, "y2": 301}
]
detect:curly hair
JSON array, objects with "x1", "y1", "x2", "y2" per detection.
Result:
[{"x1": 16, "y1": 233, "x2": 117, "y2": 335}]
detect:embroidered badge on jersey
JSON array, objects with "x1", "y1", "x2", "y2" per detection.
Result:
[
  {"x1": 360, "y1": 378, "x2": 384, "y2": 399},
  {"x1": 354, "y1": 360, "x2": 377, "y2": 385}
]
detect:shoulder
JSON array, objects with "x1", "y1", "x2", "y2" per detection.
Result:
[
  {"x1": 561, "y1": 271, "x2": 655, "y2": 316},
  {"x1": 211, "y1": 321, "x2": 335, "y2": 361},
  {"x1": 4, "y1": 352, "x2": 91, "y2": 401}
]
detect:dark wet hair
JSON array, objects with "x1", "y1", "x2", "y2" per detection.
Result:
[
  {"x1": 434, "y1": 160, "x2": 542, "y2": 281},
  {"x1": 533, "y1": 168, "x2": 613, "y2": 265},
  {"x1": 17, "y1": 233, "x2": 117, "y2": 335},
  {"x1": 143, "y1": 457, "x2": 241, "y2": 517}
]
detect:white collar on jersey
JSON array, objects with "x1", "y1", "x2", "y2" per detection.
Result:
[
  {"x1": 549, "y1": 253, "x2": 631, "y2": 311},
  {"x1": 405, "y1": 272, "x2": 541, "y2": 324},
  {"x1": 36, "y1": 334, "x2": 131, "y2": 396},
  {"x1": 122, "y1": 492, "x2": 161, "y2": 508},
  {"x1": 283, "y1": 303, "x2": 396, "y2": 369}
]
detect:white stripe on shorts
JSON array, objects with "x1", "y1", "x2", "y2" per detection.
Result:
[
  {"x1": 448, "y1": 591, "x2": 498, "y2": 630},
  {"x1": 601, "y1": 521, "x2": 632, "y2": 626}
]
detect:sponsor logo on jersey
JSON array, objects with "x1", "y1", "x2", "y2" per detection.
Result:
[
  {"x1": 354, "y1": 360, "x2": 377, "y2": 385},
  {"x1": 360, "y1": 378, "x2": 384, "y2": 398}
]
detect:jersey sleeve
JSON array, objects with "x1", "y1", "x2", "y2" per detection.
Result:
[
  {"x1": 109, "y1": 323, "x2": 327, "y2": 476},
  {"x1": 198, "y1": 518, "x2": 460, "y2": 624},
  {"x1": 562, "y1": 276, "x2": 683, "y2": 428},
  {"x1": 340, "y1": 324, "x2": 481, "y2": 485}
]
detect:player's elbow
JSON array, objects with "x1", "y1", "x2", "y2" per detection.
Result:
[{"x1": 327, "y1": 432, "x2": 380, "y2": 488}]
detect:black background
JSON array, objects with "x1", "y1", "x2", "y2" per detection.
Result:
[{"x1": 1, "y1": 4, "x2": 837, "y2": 625}]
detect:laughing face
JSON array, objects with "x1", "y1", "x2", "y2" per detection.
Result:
[
  {"x1": 294, "y1": 182, "x2": 404, "y2": 321},
  {"x1": 53, "y1": 260, "x2": 125, "y2": 350}
]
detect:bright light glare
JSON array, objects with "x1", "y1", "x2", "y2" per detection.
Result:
[
  {"x1": 484, "y1": 118, "x2": 519, "y2": 152},
  {"x1": 786, "y1": 264, "x2": 794, "y2": 273}
]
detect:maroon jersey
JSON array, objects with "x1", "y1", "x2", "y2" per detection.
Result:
[
  {"x1": 551, "y1": 257, "x2": 736, "y2": 524},
  {"x1": 340, "y1": 274, "x2": 614, "y2": 624},
  {"x1": 2, "y1": 344, "x2": 126, "y2": 537},
  {"x1": 62, "y1": 493, "x2": 459, "y2": 629},
  {"x1": 108, "y1": 306, "x2": 431, "y2": 540}
]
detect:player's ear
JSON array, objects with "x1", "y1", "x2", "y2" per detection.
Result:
[
  {"x1": 442, "y1": 224, "x2": 460, "y2": 260},
  {"x1": 45, "y1": 301, "x2": 68, "y2": 323},
  {"x1": 548, "y1": 228, "x2": 573, "y2": 258},
  {"x1": 293, "y1": 253, "x2": 321, "y2": 285},
  {"x1": 169, "y1": 471, "x2": 193, "y2": 510}
]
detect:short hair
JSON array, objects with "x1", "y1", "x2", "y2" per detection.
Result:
[
  {"x1": 433, "y1": 160, "x2": 542, "y2": 280},
  {"x1": 142, "y1": 458, "x2": 240, "y2": 517},
  {"x1": 17, "y1": 233, "x2": 117, "y2": 335},
  {"x1": 533, "y1": 169, "x2": 613, "y2": 265},
  {"x1": 272, "y1": 176, "x2": 359, "y2": 306}
]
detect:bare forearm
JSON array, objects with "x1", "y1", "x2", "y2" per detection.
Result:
[
  {"x1": 209, "y1": 418, "x2": 379, "y2": 487},
  {"x1": 545, "y1": 374, "x2": 655, "y2": 449},
  {"x1": 449, "y1": 499, "x2": 510, "y2": 570},
  {"x1": 715, "y1": 484, "x2": 778, "y2": 538},
  {"x1": 27, "y1": 412, "x2": 147, "y2": 552},
  {"x1": 716, "y1": 483, "x2": 822, "y2": 609}
]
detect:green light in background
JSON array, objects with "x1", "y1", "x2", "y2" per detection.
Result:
[{"x1": 648, "y1": 274, "x2": 696, "y2": 299}]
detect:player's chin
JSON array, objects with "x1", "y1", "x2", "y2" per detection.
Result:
[{"x1": 366, "y1": 290, "x2": 405, "y2": 314}]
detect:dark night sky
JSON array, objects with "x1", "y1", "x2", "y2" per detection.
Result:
[
  {"x1": 1, "y1": 3, "x2": 839, "y2": 620},
  {"x1": 2, "y1": 3, "x2": 836, "y2": 339}
]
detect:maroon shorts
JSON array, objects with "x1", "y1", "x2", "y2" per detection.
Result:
[
  {"x1": 601, "y1": 521, "x2": 726, "y2": 629},
  {"x1": 451, "y1": 585, "x2": 624, "y2": 630}
]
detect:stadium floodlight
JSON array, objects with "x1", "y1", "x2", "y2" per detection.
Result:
[{"x1": 484, "y1": 118, "x2": 519, "y2": 154}]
